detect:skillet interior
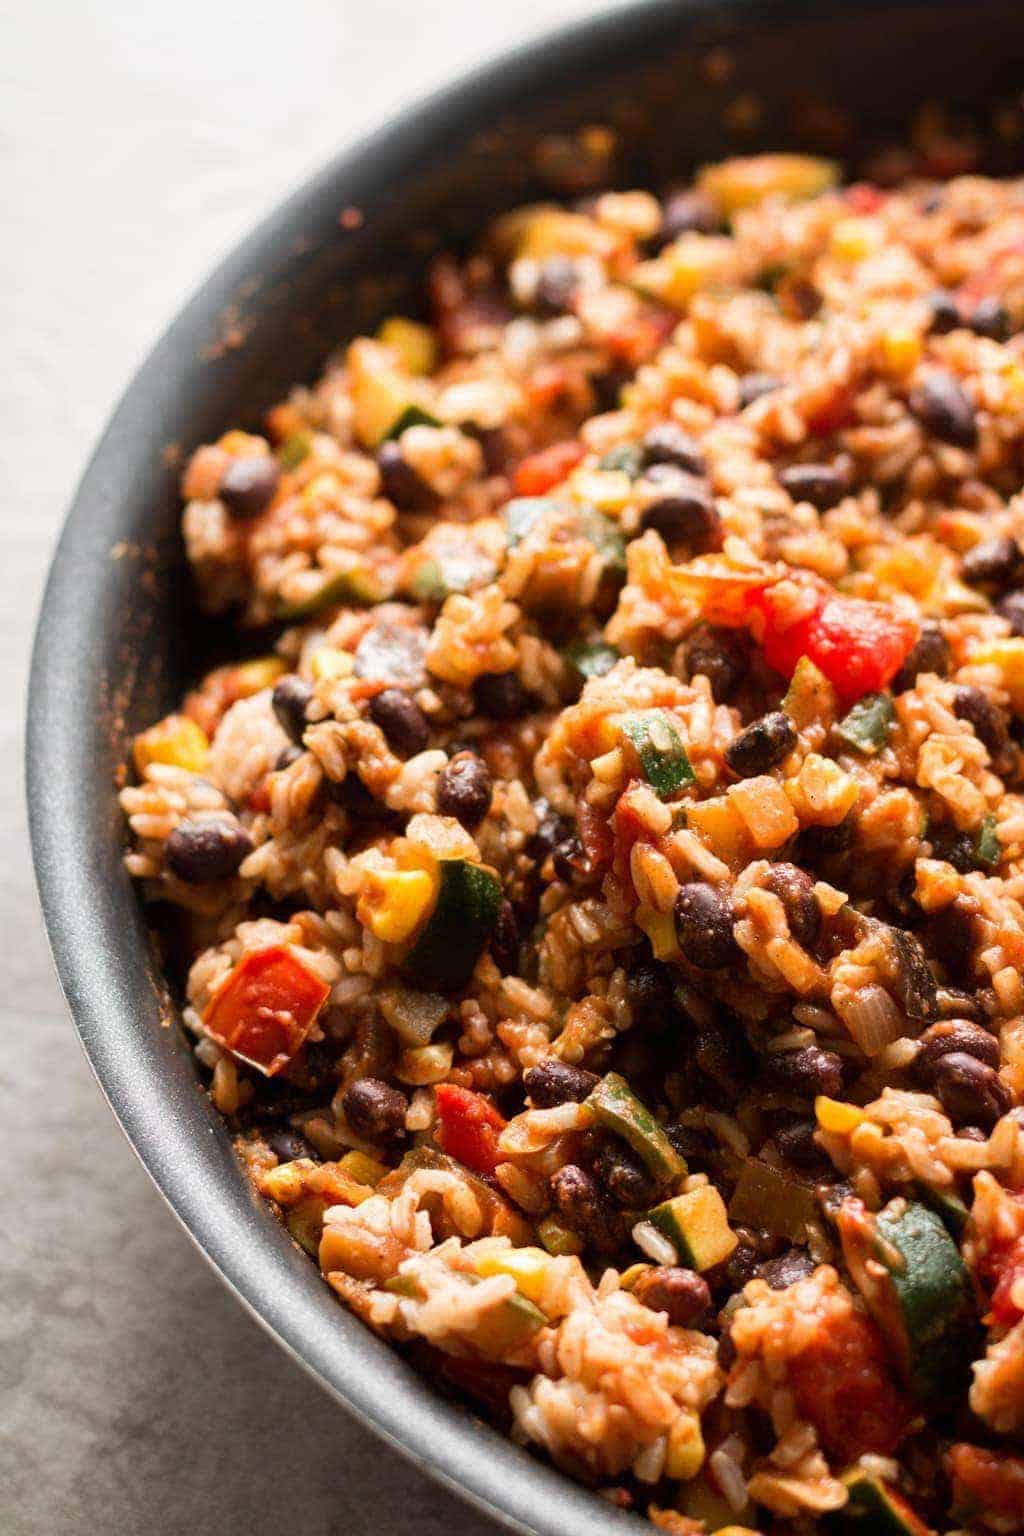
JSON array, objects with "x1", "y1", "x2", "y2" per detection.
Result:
[{"x1": 27, "y1": 1, "x2": 1024, "y2": 1531}]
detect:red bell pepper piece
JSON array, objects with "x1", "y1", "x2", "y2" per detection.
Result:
[
  {"x1": 203, "y1": 945, "x2": 330, "y2": 1076},
  {"x1": 512, "y1": 440, "x2": 585, "y2": 497},
  {"x1": 748, "y1": 584, "x2": 918, "y2": 706},
  {"x1": 435, "y1": 1083, "x2": 507, "y2": 1175},
  {"x1": 948, "y1": 1444, "x2": 1024, "y2": 1524}
]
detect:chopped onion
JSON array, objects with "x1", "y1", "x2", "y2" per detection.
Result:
[
  {"x1": 834, "y1": 982, "x2": 905, "y2": 1056},
  {"x1": 631, "y1": 1220, "x2": 678, "y2": 1266}
]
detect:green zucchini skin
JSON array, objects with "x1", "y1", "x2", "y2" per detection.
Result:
[
  {"x1": 402, "y1": 859, "x2": 502, "y2": 991},
  {"x1": 585, "y1": 1072, "x2": 686, "y2": 1183},
  {"x1": 876, "y1": 1201, "x2": 975, "y2": 1401},
  {"x1": 838, "y1": 1471, "x2": 932, "y2": 1535},
  {"x1": 620, "y1": 710, "x2": 695, "y2": 800}
]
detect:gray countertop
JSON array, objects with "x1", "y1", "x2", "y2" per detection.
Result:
[{"x1": 3, "y1": 3, "x2": 596, "y2": 1530}]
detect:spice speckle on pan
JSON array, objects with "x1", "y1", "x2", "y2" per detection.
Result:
[{"x1": 121, "y1": 149, "x2": 1024, "y2": 1533}]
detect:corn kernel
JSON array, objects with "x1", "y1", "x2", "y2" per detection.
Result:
[
  {"x1": 665, "y1": 1412, "x2": 705, "y2": 1480},
  {"x1": 637, "y1": 906, "x2": 681, "y2": 961},
  {"x1": 377, "y1": 316, "x2": 438, "y2": 377},
  {"x1": 815, "y1": 1095, "x2": 865, "y2": 1134},
  {"x1": 968, "y1": 638, "x2": 1024, "y2": 712},
  {"x1": 133, "y1": 714, "x2": 209, "y2": 776},
  {"x1": 831, "y1": 216, "x2": 882, "y2": 262},
  {"x1": 309, "y1": 646, "x2": 353, "y2": 683},
  {"x1": 357, "y1": 867, "x2": 436, "y2": 943},
  {"x1": 880, "y1": 325, "x2": 922, "y2": 378},
  {"x1": 618, "y1": 1262, "x2": 652, "y2": 1290},
  {"x1": 474, "y1": 1246, "x2": 553, "y2": 1303},
  {"x1": 233, "y1": 655, "x2": 286, "y2": 696},
  {"x1": 571, "y1": 469, "x2": 632, "y2": 514}
]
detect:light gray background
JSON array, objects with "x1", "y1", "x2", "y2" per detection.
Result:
[{"x1": 3, "y1": 2, "x2": 597, "y2": 1531}]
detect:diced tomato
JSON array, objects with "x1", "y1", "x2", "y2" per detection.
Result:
[
  {"x1": 748, "y1": 584, "x2": 919, "y2": 706},
  {"x1": 435, "y1": 1084, "x2": 507, "y2": 1176},
  {"x1": 247, "y1": 778, "x2": 273, "y2": 815},
  {"x1": 788, "y1": 1309, "x2": 910, "y2": 1462},
  {"x1": 513, "y1": 440, "x2": 585, "y2": 496},
  {"x1": 989, "y1": 1232, "x2": 1024, "y2": 1326},
  {"x1": 576, "y1": 797, "x2": 614, "y2": 872},
  {"x1": 203, "y1": 945, "x2": 330, "y2": 1076},
  {"x1": 526, "y1": 362, "x2": 573, "y2": 412},
  {"x1": 611, "y1": 782, "x2": 655, "y2": 889},
  {"x1": 948, "y1": 1443, "x2": 1024, "y2": 1523},
  {"x1": 604, "y1": 303, "x2": 677, "y2": 368},
  {"x1": 805, "y1": 382, "x2": 856, "y2": 437},
  {"x1": 844, "y1": 182, "x2": 887, "y2": 215}
]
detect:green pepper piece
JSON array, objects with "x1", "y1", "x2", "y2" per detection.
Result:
[
  {"x1": 585, "y1": 1072, "x2": 686, "y2": 1183},
  {"x1": 621, "y1": 709, "x2": 695, "y2": 799},
  {"x1": 278, "y1": 430, "x2": 312, "y2": 470},
  {"x1": 564, "y1": 640, "x2": 620, "y2": 684},
  {"x1": 835, "y1": 691, "x2": 895, "y2": 755},
  {"x1": 275, "y1": 566, "x2": 385, "y2": 620},
  {"x1": 974, "y1": 812, "x2": 1001, "y2": 869}
]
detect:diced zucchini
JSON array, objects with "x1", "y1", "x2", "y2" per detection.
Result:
[
  {"x1": 620, "y1": 709, "x2": 696, "y2": 799},
  {"x1": 598, "y1": 443, "x2": 644, "y2": 478},
  {"x1": 974, "y1": 812, "x2": 1001, "y2": 869},
  {"x1": 921, "y1": 1185, "x2": 970, "y2": 1240},
  {"x1": 648, "y1": 1186, "x2": 737, "y2": 1271},
  {"x1": 504, "y1": 496, "x2": 557, "y2": 548},
  {"x1": 402, "y1": 858, "x2": 502, "y2": 991},
  {"x1": 839, "y1": 1470, "x2": 932, "y2": 1535},
  {"x1": 729, "y1": 1159, "x2": 819, "y2": 1244},
  {"x1": 835, "y1": 692, "x2": 895, "y2": 755},
  {"x1": 468, "y1": 1289, "x2": 547, "y2": 1356},
  {"x1": 473, "y1": 1245, "x2": 553, "y2": 1304},
  {"x1": 350, "y1": 340, "x2": 439, "y2": 447},
  {"x1": 585, "y1": 1073, "x2": 686, "y2": 1184},
  {"x1": 284, "y1": 1195, "x2": 327, "y2": 1256},
  {"x1": 377, "y1": 316, "x2": 438, "y2": 376},
  {"x1": 275, "y1": 566, "x2": 387, "y2": 620},
  {"x1": 385, "y1": 403, "x2": 442, "y2": 439},
  {"x1": 278, "y1": 430, "x2": 312, "y2": 470},
  {"x1": 564, "y1": 639, "x2": 620, "y2": 684},
  {"x1": 839, "y1": 1197, "x2": 975, "y2": 1403}
]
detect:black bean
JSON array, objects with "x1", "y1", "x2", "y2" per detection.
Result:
[
  {"x1": 931, "y1": 1052, "x2": 1010, "y2": 1130},
  {"x1": 777, "y1": 463, "x2": 849, "y2": 511},
  {"x1": 353, "y1": 621, "x2": 429, "y2": 688},
  {"x1": 693, "y1": 1016, "x2": 753, "y2": 1097},
  {"x1": 627, "y1": 963, "x2": 676, "y2": 1029},
  {"x1": 639, "y1": 467, "x2": 720, "y2": 550},
  {"x1": 467, "y1": 423, "x2": 509, "y2": 475},
  {"x1": 767, "y1": 1045, "x2": 843, "y2": 1099},
  {"x1": 926, "y1": 290, "x2": 961, "y2": 335},
  {"x1": 775, "y1": 1118, "x2": 829, "y2": 1172},
  {"x1": 589, "y1": 366, "x2": 630, "y2": 413},
  {"x1": 472, "y1": 671, "x2": 528, "y2": 719},
  {"x1": 724, "y1": 711, "x2": 796, "y2": 778},
  {"x1": 763, "y1": 863, "x2": 821, "y2": 949},
  {"x1": 724, "y1": 1237, "x2": 761, "y2": 1292},
  {"x1": 533, "y1": 257, "x2": 581, "y2": 316},
  {"x1": 641, "y1": 422, "x2": 706, "y2": 476},
  {"x1": 553, "y1": 835, "x2": 598, "y2": 889},
  {"x1": 219, "y1": 455, "x2": 281, "y2": 519},
  {"x1": 548, "y1": 1164, "x2": 621, "y2": 1251},
  {"x1": 377, "y1": 441, "x2": 437, "y2": 512},
  {"x1": 523, "y1": 1060, "x2": 599, "y2": 1107},
  {"x1": 632, "y1": 1266, "x2": 711, "y2": 1326},
  {"x1": 968, "y1": 296, "x2": 1011, "y2": 341},
  {"x1": 998, "y1": 590, "x2": 1024, "y2": 637},
  {"x1": 909, "y1": 371, "x2": 979, "y2": 448},
  {"x1": 654, "y1": 189, "x2": 721, "y2": 247},
  {"x1": 928, "y1": 826, "x2": 980, "y2": 875},
  {"x1": 890, "y1": 620, "x2": 949, "y2": 692},
  {"x1": 954, "y1": 685, "x2": 1010, "y2": 758},
  {"x1": 675, "y1": 883, "x2": 738, "y2": 969},
  {"x1": 342, "y1": 1077, "x2": 408, "y2": 1141},
  {"x1": 165, "y1": 816, "x2": 253, "y2": 884},
  {"x1": 272, "y1": 675, "x2": 314, "y2": 743},
  {"x1": 758, "y1": 1248, "x2": 815, "y2": 1290},
  {"x1": 683, "y1": 624, "x2": 750, "y2": 702},
  {"x1": 368, "y1": 688, "x2": 429, "y2": 757},
  {"x1": 781, "y1": 277, "x2": 822, "y2": 321},
  {"x1": 489, "y1": 899, "x2": 519, "y2": 974},
  {"x1": 275, "y1": 744, "x2": 304, "y2": 771},
  {"x1": 916, "y1": 1020, "x2": 1001, "y2": 1076},
  {"x1": 593, "y1": 1140, "x2": 658, "y2": 1209},
  {"x1": 265, "y1": 1129, "x2": 317, "y2": 1163},
  {"x1": 925, "y1": 899, "x2": 978, "y2": 986},
  {"x1": 738, "y1": 372, "x2": 780, "y2": 409},
  {"x1": 794, "y1": 814, "x2": 855, "y2": 868},
  {"x1": 436, "y1": 750, "x2": 493, "y2": 828},
  {"x1": 961, "y1": 536, "x2": 1022, "y2": 592},
  {"x1": 528, "y1": 800, "x2": 571, "y2": 862},
  {"x1": 717, "y1": 1330, "x2": 738, "y2": 1370}
]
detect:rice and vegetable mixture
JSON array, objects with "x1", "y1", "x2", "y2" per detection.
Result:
[{"x1": 123, "y1": 148, "x2": 1024, "y2": 1532}]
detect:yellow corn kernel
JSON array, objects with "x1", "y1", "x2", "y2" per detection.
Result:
[
  {"x1": 698, "y1": 153, "x2": 839, "y2": 213},
  {"x1": 336, "y1": 1150, "x2": 389, "y2": 1187},
  {"x1": 474, "y1": 1246, "x2": 553, "y2": 1304},
  {"x1": 815, "y1": 1095, "x2": 865, "y2": 1134},
  {"x1": 728, "y1": 776, "x2": 799, "y2": 848},
  {"x1": 219, "y1": 429, "x2": 265, "y2": 456},
  {"x1": 233, "y1": 655, "x2": 286, "y2": 696},
  {"x1": 665, "y1": 1412, "x2": 705, "y2": 1480},
  {"x1": 133, "y1": 714, "x2": 209, "y2": 776},
  {"x1": 394, "y1": 1041, "x2": 454, "y2": 1086},
  {"x1": 357, "y1": 867, "x2": 436, "y2": 944},
  {"x1": 632, "y1": 234, "x2": 735, "y2": 309},
  {"x1": 968, "y1": 638, "x2": 1024, "y2": 712},
  {"x1": 260, "y1": 1159, "x2": 310, "y2": 1205},
  {"x1": 618, "y1": 1262, "x2": 652, "y2": 1291},
  {"x1": 830, "y1": 216, "x2": 882, "y2": 262},
  {"x1": 880, "y1": 325, "x2": 922, "y2": 378},
  {"x1": 716, "y1": 1529, "x2": 763, "y2": 1536},
  {"x1": 309, "y1": 646, "x2": 353, "y2": 683},
  {"x1": 378, "y1": 316, "x2": 438, "y2": 377}
]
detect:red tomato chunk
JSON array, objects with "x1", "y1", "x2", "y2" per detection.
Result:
[
  {"x1": 948, "y1": 1443, "x2": 1024, "y2": 1523},
  {"x1": 203, "y1": 945, "x2": 330, "y2": 1076},
  {"x1": 788, "y1": 1310, "x2": 910, "y2": 1463},
  {"x1": 435, "y1": 1084, "x2": 507, "y2": 1175},
  {"x1": 513, "y1": 440, "x2": 585, "y2": 496},
  {"x1": 750, "y1": 585, "x2": 918, "y2": 706}
]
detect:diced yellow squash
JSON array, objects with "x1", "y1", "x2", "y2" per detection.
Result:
[
  {"x1": 968, "y1": 638, "x2": 1024, "y2": 712},
  {"x1": 665, "y1": 1412, "x2": 705, "y2": 1480},
  {"x1": 357, "y1": 867, "x2": 437, "y2": 943},
  {"x1": 474, "y1": 1245, "x2": 553, "y2": 1304},
  {"x1": 782, "y1": 655, "x2": 838, "y2": 731},
  {"x1": 393, "y1": 1041, "x2": 454, "y2": 1085},
  {"x1": 698, "y1": 153, "x2": 839, "y2": 213},
  {"x1": 728, "y1": 776, "x2": 799, "y2": 848},
  {"x1": 309, "y1": 646, "x2": 354, "y2": 683},
  {"x1": 377, "y1": 316, "x2": 438, "y2": 376},
  {"x1": 815, "y1": 1095, "x2": 865, "y2": 1134},
  {"x1": 232, "y1": 655, "x2": 286, "y2": 696},
  {"x1": 337, "y1": 1150, "x2": 389, "y2": 1187},
  {"x1": 348, "y1": 339, "x2": 427, "y2": 448},
  {"x1": 133, "y1": 714, "x2": 209, "y2": 776}
]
